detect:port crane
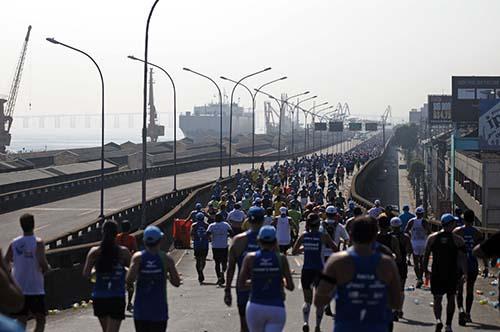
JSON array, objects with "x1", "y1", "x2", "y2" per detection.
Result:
[
  {"x1": 0, "y1": 25, "x2": 32, "y2": 153},
  {"x1": 147, "y1": 68, "x2": 164, "y2": 142}
]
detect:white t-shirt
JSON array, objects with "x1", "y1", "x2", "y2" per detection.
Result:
[
  {"x1": 276, "y1": 216, "x2": 291, "y2": 245},
  {"x1": 11, "y1": 235, "x2": 45, "y2": 295},
  {"x1": 321, "y1": 219, "x2": 349, "y2": 257},
  {"x1": 263, "y1": 215, "x2": 274, "y2": 226},
  {"x1": 227, "y1": 209, "x2": 246, "y2": 224},
  {"x1": 207, "y1": 222, "x2": 232, "y2": 249}
]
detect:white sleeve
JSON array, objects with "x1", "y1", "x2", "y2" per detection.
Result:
[{"x1": 340, "y1": 225, "x2": 350, "y2": 240}]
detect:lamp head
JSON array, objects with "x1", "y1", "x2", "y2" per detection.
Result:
[
  {"x1": 127, "y1": 55, "x2": 138, "y2": 60},
  {"x1": 304, "y1": 91, "x2": 310, "y2": 95},
  {"x1": 46, "y1": 37, "x2": 59, "y2": 45},
  {"x1": 280, "y1": 76, "x2": 287, "y2": 80},
  {"x1": 220, "y1": 76, "x2": 228, "y2": 80},
  {"x1": 264, "y1": 67, "x2": 272, "y2": 71},
  {"x1": 182, "y1": 67, "x2": 191, "y2": 72}
]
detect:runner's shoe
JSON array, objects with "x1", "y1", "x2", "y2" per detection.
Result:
[
  {"x1": 435, "y1": 321, "x2": 443, "y2": 332},
  {"x1": 302, "y1": 323, "x2": 309, "y2": 332},
  {"x1": 458, "y1": 311, "x2": 467, "y2": 326}
]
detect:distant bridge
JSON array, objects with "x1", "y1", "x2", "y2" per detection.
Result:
[{"x1": 12, "y1": 113, "x2": 173, "y2": 129}]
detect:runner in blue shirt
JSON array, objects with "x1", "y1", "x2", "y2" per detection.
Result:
[
  {"x1": 190, "y1": 212, "x2": 210, "y2": 284},
  {"x1": 314, "y1": 216, "x2": 401, "y2": 332},
  {"x1": 126, "y1": 226, "x2": 180, "y2": 332},
  {"x1": 292, "y1": 213, "x2": 337, "y2": 332},
  {"x1": 224, "y1": 206, "x2": 265, "y2": 332},
  {"x1": 398, "y1": 205, "x2": 414, "y2": 232},
  {"x1": 238, "y1": 226, "x2": 294, "y2": 332}
]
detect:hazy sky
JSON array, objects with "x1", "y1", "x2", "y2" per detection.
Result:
[{"x1": 2, "y1": 0, "x2": 500, "y2": 127}]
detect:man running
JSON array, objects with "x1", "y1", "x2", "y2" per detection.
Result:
[
  {"x1": 398, "y1": 205, "x2": 414, "y2": 231},
  {"x1": 191, "y1": 212, "x2": 210, "y2": 284},
  {"x1": 225, "y1": 206, "x2": 266, "y2": 332},
  {"x1": 405, "y1": 206, "x2": 430, "y2": 288},
  {"x1": 227, "y1": 202, "x2": 246, "y2": 235},
  {"x1": 207, "y1": 213, "x2": 233, "y2": 286},
  {"x1": 126, "y1": 226, "x2": 180, "y2": 332},
  {"x1": 6, "y1": 214, "x2": 50, "y2": 332},
  {"x1": 423, "y1": 213, "x2": 467, "y2": 332},
  {"x1": 274, "y1": 207, "x2": 292, "y2": 254},
  {"x1": 116, "y1": 220, "x2": 137, "y2": 312},
  {"x1": 314, "y1": 216, "x2": 401, "y2": 332},
  {"x1": 390, "y1": 217, "x2": 412, "y2": 319},
  {"x1": 321, "y1": 206, "x2": 349, "y2": 259},
  {"x1": 453, "y1": 210, "x2": 483, "y2": 326},
  {"x1": 292, "y1": 213, "x2": 337, "y2": 332},
  {"x1": 238, "y1": 225, "x2": 294, "y2": 332}
]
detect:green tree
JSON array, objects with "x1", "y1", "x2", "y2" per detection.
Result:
[{"x1": 394, "y1": 124, "x2": 418, "y2": 150}]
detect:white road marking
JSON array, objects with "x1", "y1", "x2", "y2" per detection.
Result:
[
  {"x1": 77, "y1": 210, "x2": 97, "y2": 217},
  {"x1": 175, "y1": 250, "x2": 187, "y2": 267},
  {"x1": 34, "y1": 224, "x2": 50, "y2": 232}
]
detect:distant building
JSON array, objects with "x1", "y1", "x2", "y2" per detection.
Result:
[
  {"x1": 409, "y1": 109, "x2": 422, "y2": 125},
  {"x1": 454, "y1": 151, "x2": 500, "y2": 229}
]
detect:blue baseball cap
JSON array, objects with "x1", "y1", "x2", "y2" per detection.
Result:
[
  {"x1": 258, "y1": 225, "x2": 276, "y2": 243},
  {"x1": 402, "y1": 204, "x2": 410, "y2": 211},
  {"x1": 196, "y1": 212, "x2": 205, "y2": 221},
  {"x1": 195, "y1": 202, "x2": 202, "y2": 209},
  {"x1": 248, "y1": 206, "x2": 265, "y2": 223},
  {"x1": 440, "y1": 213, "x2": 458, "y2": 225},
  {"x1": 143, "y1": 225, "x2": 164, "y2": 245}
]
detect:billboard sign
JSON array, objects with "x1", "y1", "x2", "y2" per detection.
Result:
[
  {"x1": 329, "y1": 121, "x2": 343, "y2": 132},
  {"x1": 365, "y1": 123, "x2": 378, "y2": 131},
  {"x1": 452, "y1": 76, "x2": 500, "y2": 122},
  {"x1": 428, "y1": 95, "x2": 452, "y2": 124},
  {"x1": 479, "y1": 100, "x2": 500, "y2": 151},
  {"x1": 348, "y1": 122, "x2": 362, "y2": 131},
  {"x1": 314, "y1": 122, "x2": 327, "y2": 131}
]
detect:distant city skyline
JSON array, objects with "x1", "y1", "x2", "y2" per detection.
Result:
[{"x1": 2, "y1": 0, "x2": 500, "y2": 127}]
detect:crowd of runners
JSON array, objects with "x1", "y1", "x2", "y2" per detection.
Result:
[{"x1": 1, "y1": 135, "x2": 499, "y2": 332}]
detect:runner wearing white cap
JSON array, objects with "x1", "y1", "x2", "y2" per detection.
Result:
[
  {"x1": 274, "y1": 207, "x2": 292, "y2": 254},
  {"x1": 405, "y1": 206, "x2": 430, "y2": 288}
]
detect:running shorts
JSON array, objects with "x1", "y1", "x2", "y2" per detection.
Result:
[
  {"x1": 13, "y1": 295, "x2": 47, "y2": 316},
  {"x1": 431, "y1": 276, "x2": 459, "y2": 296},
  {"x1": 194, "y1": 249, "x2": 209, "y2": 259},
  {"x1": 92, "y1": 297, "x2": 126, "y2": 320},
  {"x1": 301, "y1": 269, "x2": 321, "y2": 290},
  {"x1": 411, "y1": 241, "x2": 426, "y2": 256},
  {"x1": 246, "y1": 302, "x2": 286, "y2": 332},
  {"x1": 212, "y1": 248, "x2": 228, "y2": 262}
]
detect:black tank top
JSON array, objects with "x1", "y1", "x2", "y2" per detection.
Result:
[
  {"x1": 377, "y1": 233, "x2": 394, "y2": 252},
  {"x1": 391, "y1": 231, "x2": 407, "y2": 259},
  {"x1": 431, "y1": 232, "x2": 458, "y2": 279}
]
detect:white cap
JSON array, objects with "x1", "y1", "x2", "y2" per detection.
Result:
[
  {"x1": 415, "y1": 206, "x2": 424, "y2": 214},
  {"x1": 390, "y1": 217, "x2": 402, "y2": 227},
  {"x1": 279, "y1": 207, "x2": 288, "y2": 214},
  {"x1": 374, "y1": 199, "x2": 381, "y2": 206},
  {"x1": 325, "y1": 206, "x2": 337, "y2": 214}
]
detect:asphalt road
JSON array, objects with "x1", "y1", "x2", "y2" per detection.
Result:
[{"x1": 0, "y1": 140, "x2": 359, "y2": 249}]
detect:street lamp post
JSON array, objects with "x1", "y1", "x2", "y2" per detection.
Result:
[
  {"x1": 220, "y1": 76, "x2": 287, "y2": 170},
  {"x1": 127, "y1": 55, "x2": 178, "y2": 191},
  {"x1": 316, "y1": 105, "x2": 334, "y2": 153},
  {"x1": 183, "y1": 68, "x2": 223, "y2": 179},
  {"x1": 307, "y1": 101, "x2": 328, "y2": 152},
  {"x1": 226, "y1": 68, "x2": 271, "y2": 176},
  {"x1": 46, "y1": 38, "x2": 106, "y2": 221},
  {"x1": 289, "y1": 95, "x2": 317, "y2": 158},
  {"x1": 255, "y1": 90, "x2": 309, "y2": 164}
]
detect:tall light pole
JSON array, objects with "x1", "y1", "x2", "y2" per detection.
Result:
[
  {"x1": 289, "y1": 95, "x2": 317, "y2": 157},
  {"x1": 226, "y1": 67, "x2": 271, "y2": 176},
  {"x1": 183, "y1": 68, "x2": 223, "y2": 179},
  {"x1": 220, "y1": 76, "x2": 287, "y2": 170},
  {"x1": 307, "y1": 101, "x2": 328, "y2": 152},
  {"x1": 255, "y1": 90, "x2": 310, "y2": 164},
  {"x1": 127, "y1": 55, "x2": 178, "y2": 191},
  {"x1": 316, "y1": 105, "x2": 334, "y2": 153},
  {"x1": 46, "y1": 38, "x2": 106, "y2": 221}
]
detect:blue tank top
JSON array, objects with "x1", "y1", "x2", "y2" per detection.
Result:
[
  {"x1": 92, "y1": 263, "x2": 126, "y2": 298},
  {"x1": 192, "y1": 222, "x2": 209, "y2": 250},
  {"x1": 134, "y1": 250, "x2": 168, "y2": 321},
  {"x1": 237, "y1": 230, "x2": 259, "y2": 269},
  {"x1": 463, "y1": 226, "x2": 478, "y2": 272},
  {"x1": 334, "y1": 248, "x2": 389, "y2": 332},
  {"x1": 250, "y1": 250, "x2": 284, "y2": 307},
  {"x1": 303, "y1": 231, "x2": 323, "y2": 271}
]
